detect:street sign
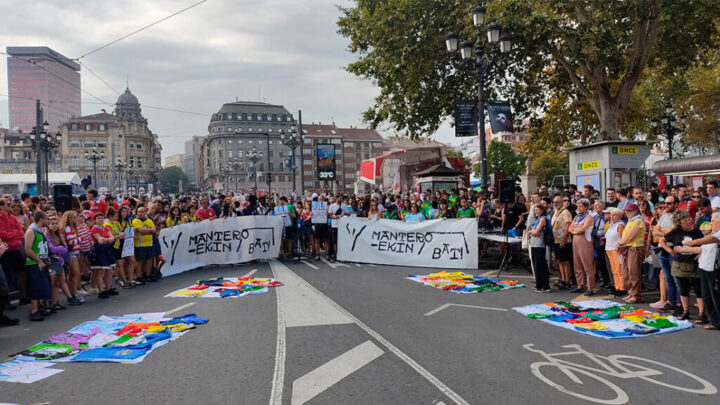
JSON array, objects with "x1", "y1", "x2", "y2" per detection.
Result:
[{"x1": 455, "y1": 100, "x2": 478, "y2": 137}]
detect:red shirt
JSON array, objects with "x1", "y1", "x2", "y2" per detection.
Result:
[
  {"x1": 196, "y1": 208, "x2": 216, "y2": 221},
  {"x1": 90, "y1": 198, "x2": 108, "y2": 215},
  {"x1": 0, "y1": 211, "x2": 23, "y2": 251},
  {"x1": 677, "y1": 198, "x2": 698, "y2": 222},
  {"x1": 90, "y1": 225, "x2": 112, "y2": 244}
]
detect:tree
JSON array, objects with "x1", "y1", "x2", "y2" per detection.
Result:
[
  {"x1": 160, "y1": 167, "x2": 188, "y2": 194},
  {"x1": 338, "y1": 0, "x2": 720, "y2": 140},
  {"x1": 682, "y1": 47, "x2": 720, "y2": 153},
  {"x1": 529, "y1": 148, "x2": 568, "y2": 186},
  {"x1": 485, "y1": 140, "x2": 525, "y2": 180}
]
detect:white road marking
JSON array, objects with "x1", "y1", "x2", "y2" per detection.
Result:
[
  {"x1": 269, "y1": 262, "x2": 287, "y2": 405},
  {"x1": 272, "y1": 261, "x2": 471, "y2": 405},
  {"x1": 272, "y1": 261, "x2": 352, "y2": 328},
  {"x1": 354, "y1": 263, "x2": 362, "y2": 267},
  {"x1": 301, "y1": 260, "x2": 319, "y2": 269},
  {"x1": 243, "y1": 269, "x2": 258, "y2": 277},
  {"x1": 164, "y1": 302, "x2": 196, "y2": 316},
  {"x1": 424, "y1": 303, "x2": 508, "y2": 317},
  {"x1": 291, "y1": 340, "x2": 384, "y2": 405},
  {"x1": 321, "y1": 258, "x2": 350, "y2": 269}
]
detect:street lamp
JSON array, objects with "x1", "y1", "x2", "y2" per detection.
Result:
[
  {"x1": 280, "y1": 127, "x2": 300, "y2": 193},
  {"x1": 651, "y1": 103, "x2": 686, "y2": 186},
  {"x1": 29, "y1": 124, "x2": 61, "y2": 196},
  {"x1": 445, "y1": 8, "x2": 512, "y2": 189},
  {"x1": 115, "y1": 159, "x2": 127, "y2": 194},
  {"x1": 247, "y1": 146, "x2": 263, "y2": 195},
  {"x1": 228, "y1": 156, "x2": 242, "y2": 193},
  {"x1": 85, "y1": 147, "x2": 104, "y2": 189}
]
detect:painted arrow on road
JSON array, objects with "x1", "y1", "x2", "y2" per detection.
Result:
[{"x1": 424, "y1": 303, "x2": 508, "y2": 317}]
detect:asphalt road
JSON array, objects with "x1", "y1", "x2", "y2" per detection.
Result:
[{"x1": 1, "y1": 259, "x2": 719, "y2": 405}]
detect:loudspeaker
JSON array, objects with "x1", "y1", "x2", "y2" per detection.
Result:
[
  {"x1": 53, "y1": 184, "x2": 73, "y2": 213},
  {"x1": 499, "y1": 179, "x2": 515, "y2": 204}
]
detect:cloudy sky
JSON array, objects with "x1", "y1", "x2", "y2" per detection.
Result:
[{"x1": 0, "y1": 0, "x2": 457, "y2": 160}]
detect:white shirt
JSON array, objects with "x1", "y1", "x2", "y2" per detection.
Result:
[
  {"x1": 699, "y1": 243, "x2": 718, "y2": 272},
  {"x1": 711, "y1": 195, "x2": 720, "y2": 210},
  {"x1": 605, "y1": 221, "x2": 623, "y2": 251},
  {"x1": 658, "y1": 213, "x2": 673, "y2": 229},
  {"x1": 328, "y1": 203, "x2": 340, "y2": 228}
]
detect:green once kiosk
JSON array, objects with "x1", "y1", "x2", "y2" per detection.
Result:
[{"x1": 569, "y1": 141, "x2": 650, "y2": 196}]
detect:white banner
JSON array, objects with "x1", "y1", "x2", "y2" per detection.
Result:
[
  {"x1": 337, "y1": 217, "x2": 478, "y2": 269},
  {"x1": 158, "y1": 216, "x2": 283, "y2": 276}
]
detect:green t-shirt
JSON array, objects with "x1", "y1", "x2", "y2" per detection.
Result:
[
  {"x1": 286, "y1": 204, "x2": 296, "y2": 227},
  {"x1": 25, "y1": 227, "x2": 48, "y2": 266},
  {"x1": 457, "y1": 207, "x2": 476, "y2": 218}
]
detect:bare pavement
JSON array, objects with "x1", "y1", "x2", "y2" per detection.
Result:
[{"x1": 2, "y1": 259, "x2": 719, "y2": 405}]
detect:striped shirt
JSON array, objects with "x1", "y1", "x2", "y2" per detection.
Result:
[
  {"x1": 64, "y1": 226, "x2": 80, "y2": 253},
  {"x1": 77, "y1": 224, "x2": 93, "y2": 251}
]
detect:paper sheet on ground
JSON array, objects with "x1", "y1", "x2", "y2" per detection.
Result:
[{"x1": 0, "y1": 358, "x2": 63, "y2": 383}]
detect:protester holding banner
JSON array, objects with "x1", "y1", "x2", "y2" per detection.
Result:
[{"x1": 403, "y1": 204, "x2": 425, "y2": 223}]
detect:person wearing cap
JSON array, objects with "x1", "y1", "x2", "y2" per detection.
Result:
[
  {"x1": 568, "y1": 198, "x2": 595, "y2": 295},
  {"x1": 618, "y1": 202, "x2": 646, "y2": 303}
]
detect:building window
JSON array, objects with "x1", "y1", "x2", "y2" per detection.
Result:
[
  {"x1": 232, "y1": 113, "x2": 237, "y2": 120},
  {"x1": 71, "y1": 123, "x2": 78, "y2": 130},
  {"x1": 286, "y1": 116, "x2": 292, "y2": 122},
  {"x1": 252, "y1": 113, "x2": 258, "y2": 121},
  {"x1": 97, "y1": 142, "x2": 107, "y2": 148},
  {"x1": 242, "y1": 113, "x2": 248, "y2": 120},
  {"x1": 228, "y1": 150, "x2": 233, "y2": 158},
  {"x1": 238, "y1": 151, "x2": 243, "y2": 158},
  {"x1": 136, "y1": 143, "x2": 143, "y2": 150},
  {"x1": 303, "y1": 159, "x2": 312, "y2": 165},
  {"x1": 70, "y1": 157, "x2": 79, "y2": 169},
  {"x1": 84, "y1": 141, "x2": 94, "y2": 147},
  {"x1": 269, "y1": 163, "x2": 274, "y2": 171},
  {"x1": 85, "y1": 124, "x2": 91, "y2": 131},
  {"x1": 272, "y1": 114, "x2": 277, "y2": 121},
  {"x1": 99, "y1": 124, "x2": 106, "y2": 131},
  {"x1": 69, "y1": 141, "x2": 81, "y2": 148},
  {"x1": 129, "y1": 143, "x2": 134, "y2": 149}
]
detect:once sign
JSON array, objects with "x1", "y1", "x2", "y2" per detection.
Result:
[
  {"x1": 336, "y1": 217, "x2": 478, "y2": 269},
  {"x1": 158, "y1": 216, "x2": 283, "y2": 276}
]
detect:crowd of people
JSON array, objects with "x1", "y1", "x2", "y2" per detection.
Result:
[
  {"x1": 522, "y1": 181, "x2": 720, "y2": 331},
  {"x1": 1, "y1": 180, "x2": 719, "y2": 332}
]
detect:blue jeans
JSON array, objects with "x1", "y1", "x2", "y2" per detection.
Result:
[{"x1": 660, "y1": 254, "x2": 680, "y2": 305}]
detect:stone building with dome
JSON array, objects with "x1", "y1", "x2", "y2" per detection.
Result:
[{"x1": 59, "y1": 88, "x2": 162, "y2": 193}]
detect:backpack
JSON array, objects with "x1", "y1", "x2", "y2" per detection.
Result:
[{"x1": 535, "y1": 216, "x2": 554, "y2": 247}]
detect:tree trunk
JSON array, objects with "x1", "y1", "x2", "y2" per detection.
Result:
[{"x1": 597, "y1": 98, "x2": 621, "y2": 141}]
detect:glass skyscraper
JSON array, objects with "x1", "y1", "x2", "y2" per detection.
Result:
[{"x1": 6, "y1": 46, "x2": 81, "y2": 133}]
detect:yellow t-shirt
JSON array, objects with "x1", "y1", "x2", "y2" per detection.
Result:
[
  {"x1": 104, "y1": 219, "x2": 121, "y2": 249},
  {"x1": 622, "y1": 217, "x2": 646, "y2": 248},
  {"x1": 132, "y1": 218, "x2": 155, "y2": 247}
]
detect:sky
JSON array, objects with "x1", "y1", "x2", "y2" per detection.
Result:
[{"x1": 0, "y1": 0, "x2": 458, "y2": 160}]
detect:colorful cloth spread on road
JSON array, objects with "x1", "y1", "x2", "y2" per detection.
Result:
[
  {"x1": 11, "y1": 312, "x2": 208, "y2": 379},
  {"x1": 165, "y1": 276, "x2": 283, "y2": 298},
  {"x1": 406, "y1": 271, "x2": 524, "y2": 293},
  {"x1": 513, "y1": 299, "x2": 692, "y2": 339},
  {"x1": 0, "y1": 357, "x2": 64, "y2": 383}
]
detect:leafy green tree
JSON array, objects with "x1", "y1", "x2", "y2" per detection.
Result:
[
  {"x1": 530, "y1": 148, "x2": 568, "y2": 186},
  {"x1": 485, "y1": 140, "x2": 525, "y2": 180},
  {"x1": 338, "y1": 0, "x2": 720, "y2": 140},
  {"x1": 160, "y1": 167, "x2": 188, "y2": 194}
]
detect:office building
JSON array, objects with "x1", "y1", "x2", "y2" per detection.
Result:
[
  {"x1": 6, "y1": 46, "x2": 81, "y2": 133},
  {"x1": 199, "y1": 101, "x2": 296, "y2": 195},
  {"x1": 164, "y1": 154, "x2": 184, "y2": 169}
]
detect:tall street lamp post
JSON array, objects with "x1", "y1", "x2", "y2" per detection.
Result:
[
  {"x1": 115, "y1": 159, "x2": 127, "y2": 194},
  {"x1": 651, "y1": 103, "x2": 686, "y2": 186},
  {"x1": 280, "y1": 127, "x2": 300, "y2": 193},
  {"x1": 30, "y1": 126, "x2": 61, "y2": 196},
  {"x1": 445, "y1": 5, "x2": 511, "y2": 189},
  {"x1": 85, "y1": 147, "x2": 104, "y2": 189},
  {"x1": 228, "y1": 156, "x2": 242, "y2": 193},
  {"x1": 248, "y1": 146, "x2": 262, "y2": 195}
]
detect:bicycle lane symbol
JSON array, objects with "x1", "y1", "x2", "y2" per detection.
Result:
[{"x1": 523, "y1": 343, "x2": 718, "y2": 405}]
